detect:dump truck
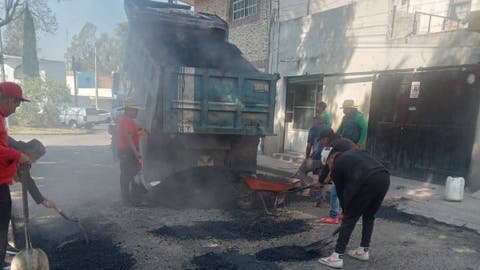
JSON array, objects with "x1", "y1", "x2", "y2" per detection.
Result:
[{"x1": 122, "y1": 0, "x2": 278, "y2": 182}]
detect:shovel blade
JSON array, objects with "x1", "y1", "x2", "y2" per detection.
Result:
[{"x1": 11, "y1": 249, "x2": 49, "y2": 270}]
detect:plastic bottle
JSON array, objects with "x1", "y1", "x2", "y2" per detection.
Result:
[{"x1": 444, "y1": 177, "x2": 465, "y2": 202}]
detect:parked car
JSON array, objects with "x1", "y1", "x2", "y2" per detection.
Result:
[
  {"x1": 88, "y1": 108, "x2": 112, "y2": 124},
  {"x1": 59, "y1": 107, "x2": 111, "y2": 129}
]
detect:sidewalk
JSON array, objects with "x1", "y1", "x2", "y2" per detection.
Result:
[{"x1": 257, "y1": 154, "x2": 480, "y2": 234}]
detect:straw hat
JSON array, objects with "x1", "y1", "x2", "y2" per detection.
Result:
[
  {"x1": 124, "y1": 98, "x2": 144, "y2": 110},
  {"x1": 341, "y1": 99, "x2": 357, "y2": 109}
]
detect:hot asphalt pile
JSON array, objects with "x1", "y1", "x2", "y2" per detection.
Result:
[
  {"x1": 16, "y1": 218, "x2": 136, "y2": 270},
  {"x1": 146, "y1": 166, "x2": 243, "y2": 209},
  {"x1": 145, "y1": 167, "x2": 308, "y2": 209},
  {"x1": 150, "y1": 216, "x2": 311, "y2": 240}
]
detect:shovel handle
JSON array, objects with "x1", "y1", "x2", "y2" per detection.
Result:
[
  {"x1": 19, "y1": 167, "x2": 32, "y2": 250},
  {"x1": 55, "y1": 207, "x2": 80, "y2": 222}
]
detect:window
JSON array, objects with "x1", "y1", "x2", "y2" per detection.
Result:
[
  {"x1": 286, "y1": 83, "x2": 320, "y2": 130},
  {"x1": 449, "y1": 0, "x2": 471, "y2": 21},
  {"x1": 232, "y1": 0, "x2": 257, "y2": 21}
]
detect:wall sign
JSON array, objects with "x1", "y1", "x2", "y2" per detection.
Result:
[{"x1": 410, "y1": 81, "x2": 420, "y2": 98}]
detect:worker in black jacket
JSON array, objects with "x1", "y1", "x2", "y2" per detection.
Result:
[
  {"x1": 8, "y1": 137, "x2": 56, "y2": 208},
  {"x1": 316, "y1": 129, "x2": 355, "y2": 224},
  {"x1": 319, "y1": 145, "x2": 390, "y2": 269}
]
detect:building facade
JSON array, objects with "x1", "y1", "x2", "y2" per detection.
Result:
[
  {"x1": 1, "y1": 55, "x2": 66, "y2": 84},
  {"x1": 195, "y1": 0, "x2": 271, "y2": 70},
  {"x1": 195, "y1": 0, "x2": 480, "y2": 191}
]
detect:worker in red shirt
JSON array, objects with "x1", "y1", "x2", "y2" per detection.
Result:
[
  {"x1": 0, "y1": 82, "x2": 31, "y2": 269},
  {"x1": 117, "y1": 98, "x2": 144, "y2": 205}
]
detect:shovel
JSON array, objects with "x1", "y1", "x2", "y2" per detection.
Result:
[
  {"x1": 303, "y1": 227, "x2": 341, "y2": 252},
  {"x1": 11, "y1": 169, "x2": 49, "y2": 270},
  {"x1": 53, "y1": 207, "x2": 89, "y2": 244}
]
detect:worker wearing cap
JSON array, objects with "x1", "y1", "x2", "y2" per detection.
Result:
[
  {"x1": 292, "y1": 116, "x2": 329, "y2": 195},
  {"x1": 117, "y1": 98, "x2": 144, "y2": 205},
  {"x1": 316, "y1": 101, "x2": 332, "y2": 128},
  {"x1": 337, "y1": 100, "x2": 367, "y2": 148},
  {"x1": 0, "y1": 82, "x2": 31, "y2": 269},
  {"x1": 319, "y1": 144, "x2": 390, "y2": 269},
  {"x1": 316, "y1": 129, "x2": 355, "y2": 225}
]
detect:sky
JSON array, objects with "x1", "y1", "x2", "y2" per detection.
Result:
[{"x1": 37, "y1": 0, "x2": 127, "y2": 61}]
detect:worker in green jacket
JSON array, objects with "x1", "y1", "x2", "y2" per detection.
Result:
[
  {"x1": 317, "y1": 101, "x2": 332, "y2": 128},
  {"x1": 337, "y1": 100, "x2": 367, "y2": 148}
]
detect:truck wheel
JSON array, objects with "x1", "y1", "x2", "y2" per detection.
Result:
[
  {"x1": 69, "y1": 120, "x2": 78, "y2": 129},
  {"x1": 234, "y1": 181, "x2": 257, "y2": 210}
]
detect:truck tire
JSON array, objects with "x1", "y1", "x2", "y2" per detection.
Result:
[
  {"x1": 69, "y1": 120, "x2": 78, "y2": 129},
  {"x1": 234, "y1": 179, "x2": 257, "y2": 210}
]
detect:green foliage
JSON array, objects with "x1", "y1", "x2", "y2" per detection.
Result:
[
  {"x1": 10, "y1": 78, "x2": 71, "y2": 127},
  {"x1": 66, "y1": 22, "x2": 128, "y2": 75},
  {"x1": 3, "y1": 0, "x2": 58, "y2": 56},
  {"x1": 22, "y1": 4, "x2": 39, "y2": 78}
]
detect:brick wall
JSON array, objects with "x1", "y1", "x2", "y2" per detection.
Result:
[{"x1": 195, "y1": 0, "x2": 271, "y2": 71}]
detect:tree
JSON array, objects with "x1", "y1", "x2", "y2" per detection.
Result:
[
  {"x1": 10, "y1": 77, "x2": 71, "y2": 127},
  {"x1": 66, "y1": 22, "x2": 97, "y2": 71},
  {"x1": 22, "y1": 3, "x2": 39, "y2": 77},
  {"x1": 3, "y1": 0, "x2": 59, "y2": 56},
  {"x1": 67, "y1": 22, "x2": 128, "y2": 75}
]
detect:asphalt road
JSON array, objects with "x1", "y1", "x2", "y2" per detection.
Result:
[{"x1": 8, "y1": 126, "x2": 480, "y2": 270}]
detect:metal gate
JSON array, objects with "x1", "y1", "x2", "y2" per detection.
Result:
[{"x1": 367, "y1": 66, "x2": 480, "y2": 184}]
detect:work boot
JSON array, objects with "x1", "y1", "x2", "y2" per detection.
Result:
[
  {"x1": 319, "y1": 252, "x2": 344, "y2": 268},
  {"x1": 318, "y1": 217, "x2": 339, "y2": 224},
  {"x1": 347, "y1": 247, "x2": 370, "y2": 261}
]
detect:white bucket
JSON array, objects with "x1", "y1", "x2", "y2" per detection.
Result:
[{"x1": 444, "y1": 177, "x2": 465, "y2": 202}]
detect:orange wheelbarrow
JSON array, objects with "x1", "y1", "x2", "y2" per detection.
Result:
[{"x1": 238, "y1": 175, "x2": 321, "y2": 214}]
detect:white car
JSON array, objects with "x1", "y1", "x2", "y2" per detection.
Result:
[{"x1": 59, "y1": 107, "x2": 111, "y2": 128}]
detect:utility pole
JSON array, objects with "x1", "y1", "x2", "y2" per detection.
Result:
[
  {"x1": 72, "y1": 56, "x2": 78, "y2": 106},
  {"x1": 94, "y1": 45, "x2": 99, "y2": 109},
  {"x1": 0, "y1": 28, "x2": 6, "y2": 82},
  {"x1": 0, "y1": 27, "x2": 8, "y2": 129}
]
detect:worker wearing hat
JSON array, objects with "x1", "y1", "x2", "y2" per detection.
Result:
[
  {"x1": 337, "y1": 100, "x2": 367, "y2": 148},
  {"x1": 319, "y1": 142, "x2": 390, "y2": 269},
  {"x1": 0, "y1": 82, "x2": 31, "y2": 269},
  {"x1": 117, "y1": 98, "x2": 144, "y2": 205}
]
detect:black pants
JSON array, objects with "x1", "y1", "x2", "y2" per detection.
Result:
[
  {"x1": 335, "y1": 172, "x2": 390, "y2": 254},
  {"x1": 119, "y1": 150, "x2": 141, "y2": 203},
  {"x1": 0, "y1": 184, "x2": 11, "y2": 267}
]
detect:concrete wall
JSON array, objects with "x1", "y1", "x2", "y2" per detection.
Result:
[
  {"x1": 195, "y1": 0, "x2": 271, "y2": 70},
  {"x1": 265, "y1": 0, "x2": 480, "y2": 155}
]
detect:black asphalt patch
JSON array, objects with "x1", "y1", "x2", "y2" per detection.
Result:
[
  {"x1": 255, "y1": 245, "x2": 324, "y2": 262},
  {"x1": 189, "y1": 250, "x2": 280, "y2": 270},
  {"x1": 377, "y1": 205, "x2": 425, "y2": 224},
  {"x1": 47, "y1": 237, "x2": 136, "y2": 270},
  {"x1": 150, "y1": 218, "x2": 311, "y2": 240},
  {"x1": 15, "y1": 219, "x2": 136, "y2": 270}
]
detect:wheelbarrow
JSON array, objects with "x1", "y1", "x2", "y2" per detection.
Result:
[{"x1": 238, "y1": 175, "x2": 321, "y2": 214}]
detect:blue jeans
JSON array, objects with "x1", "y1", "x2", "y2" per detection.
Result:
[{"x1": 329, "y1": 185, "x2": 340, "y2": 218}]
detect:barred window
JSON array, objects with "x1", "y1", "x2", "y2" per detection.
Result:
[{"x1": 232, "y1": 0, "x2": 257, "y2": 21}]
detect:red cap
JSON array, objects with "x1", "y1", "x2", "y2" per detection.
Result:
[{"x1": 0, "y1": 82, "x2": 30, "y2": 102}]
